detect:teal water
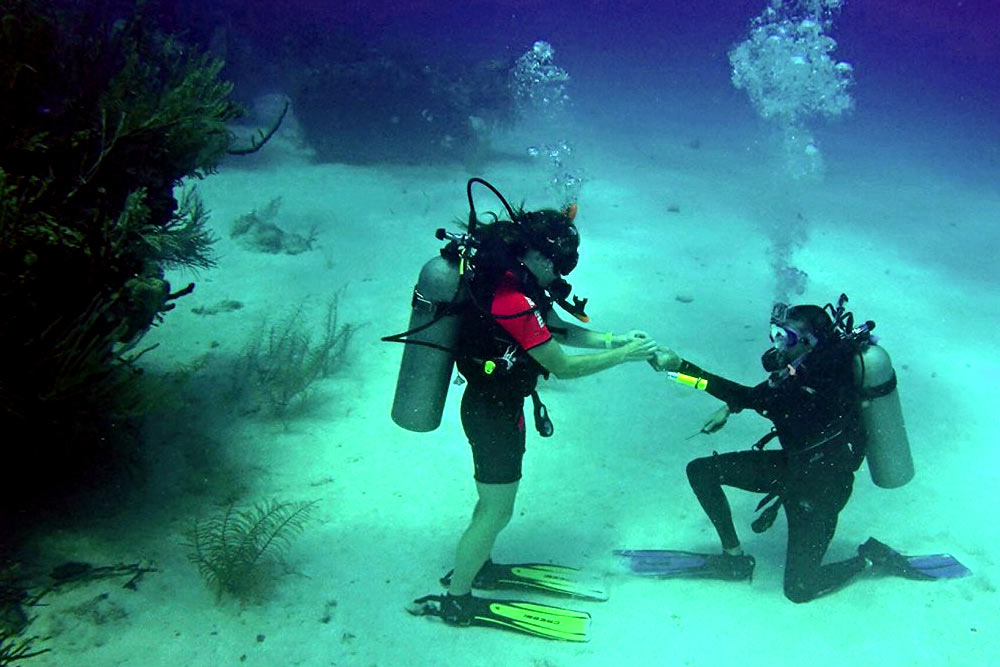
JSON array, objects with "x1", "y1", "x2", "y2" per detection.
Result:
[{"x1": 19, "y1": 2, "x2": 998, "y2": 665}]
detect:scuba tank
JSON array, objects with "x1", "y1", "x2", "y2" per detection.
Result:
[
  {"x1": 389, "y1": 253, "x2": 465, "y2": 432},
  {"x1": 385, "y1": 178, "x2": 497, "y2": 432},
  {"x1": 855, "y1": 343, "x2": 914, "y2": 488},
  {"x1": 385, "y1": 177, "x2": 589, "y2": 433},
  {"x1": 825, "y1": 294, "x2": 914, "y2": 489}
]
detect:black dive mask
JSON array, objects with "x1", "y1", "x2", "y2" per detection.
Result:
[
  {"x1": 540, "y1": 228, "x2": 579, "y2": 275},
  {"x1": 550, "y1": 249, "x2": 578, "y2": 275},
  {"x1": 520, "y1": 209, "x2": 580, "y2": 276}
]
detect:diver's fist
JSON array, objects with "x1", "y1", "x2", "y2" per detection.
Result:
[
  {"x1": 701, "y1": 405, "x2": 731, "y2": 434},
  {"x1": 650, "y1": 346, "x2": 681, "y2": 372}
]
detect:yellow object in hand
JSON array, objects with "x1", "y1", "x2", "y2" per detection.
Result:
[{"x1": 668, "y1": 371, "x2": 708, "y2": 391}]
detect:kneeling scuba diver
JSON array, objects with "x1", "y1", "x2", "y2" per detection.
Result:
[{"x1": 617, "y1": 295, "x2": 969, "y2": 600}]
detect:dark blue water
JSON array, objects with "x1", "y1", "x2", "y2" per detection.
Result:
[{"x1": 199, "y1": 0, "x2": 998, "y2": 188}]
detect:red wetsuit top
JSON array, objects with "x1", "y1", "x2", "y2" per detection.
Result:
[{"x1": 491, "y1": 270, "x2": 551, "y2": 351}]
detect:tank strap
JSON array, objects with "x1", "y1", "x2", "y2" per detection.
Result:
[
  {"x1": 859, "y1": 371, "x2": 897, "y2": 399},
  {"x1": 380, "y1": 302, "x2": 463, "y2": 351},
  {"x1": 751, "y1": 428, "x2": 779, "y2": 451}
]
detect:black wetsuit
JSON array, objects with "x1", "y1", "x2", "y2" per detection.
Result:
[
  {"x1": 681, "y1": 342, "x2": 868, "y2": 602},
  {"x1": 454, "y1": 272, "x2": 550, "y2": 484}
]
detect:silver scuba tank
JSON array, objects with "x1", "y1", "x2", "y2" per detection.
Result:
[
  {"x1": 390, "y1": 254, "x2": 466, "y2": 432},
  {"x1": 855, "y1": 344, "x2": 914, "y2": 488}
]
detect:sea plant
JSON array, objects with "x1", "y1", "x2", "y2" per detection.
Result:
[
  {"x1": 185, "y1": 499, "x2": 317, "y2": 601},
  {"x1": 230, "y1": 293, "x2": 362, "y2": 417},
  {"x1": 0, "y1": 0, "x2": 242, "y2": 507},
  {"x1": 0, "y1": 629, "x2": 49, "y2": 665}
]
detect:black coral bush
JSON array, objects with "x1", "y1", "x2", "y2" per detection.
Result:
[{"x1": 0, "y1": 0, "x2": 242, "y2": 507}]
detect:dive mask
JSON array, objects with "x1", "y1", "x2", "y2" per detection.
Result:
[
  {"x1": 518, "y1": 206, "x2": 580, "y2": 276},
  {"x1": 769, "y1": 322, "x2": 805, "y2": 348},
  {"x1": 768, "y1": 301, "x2": 811, "y2": 349},
  {"x1": 543, "y1": 230, "x2": 579, "y2": 275}
]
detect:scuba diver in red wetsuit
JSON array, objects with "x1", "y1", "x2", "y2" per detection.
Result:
[{"x1": 390, "y1": 179, "x2": 658, "y2": 639}]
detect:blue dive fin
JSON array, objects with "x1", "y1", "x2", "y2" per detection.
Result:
[
  {"x1": 901, "y1": 553, "x2": 971, "y2": 580},
  {"x1": 860, "y1": 537, "x2": 972, "y2": 580},
  {"x1": 614, "y1": 549, "x2": 754, "y2": 581}
]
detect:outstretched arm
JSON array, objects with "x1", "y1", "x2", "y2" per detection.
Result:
[
  {"x1": 545, "y1": 309, "x2": 650, "y2": 350},
  {"x1": 527, "y1": 335, "x2": 657, "y2": 379},
  {"x1": 652, "y1": 352, "x2": 759, "y2": 413}
]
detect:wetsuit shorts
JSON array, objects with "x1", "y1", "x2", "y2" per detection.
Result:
[{"x1": 461, "y1": 384, "x2": 526, "y2": 484}]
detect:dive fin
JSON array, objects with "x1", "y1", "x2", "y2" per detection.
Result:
[
  {"x1": 859, "y1": 538, "x2": 971, "y2": 580},
  {"x1": 615, "y1": 549, "x2": 755, "y2": 581},
  {"x1": 441, "y1": 560, "x2": 608, "y2": 601},
  {"x1": 902, "y1": 554, "x2": 971, "y2": 580},
  {"x1": 407, "y1": 594, "x2": 590, "y2": 642}
]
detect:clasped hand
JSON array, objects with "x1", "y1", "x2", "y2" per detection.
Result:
[
  {"x1": 615, "y1": 330, "x2": 658, "y2": 361},
  {"x1": 648, "y1": 345, "x2": 681, "y2": 372}
]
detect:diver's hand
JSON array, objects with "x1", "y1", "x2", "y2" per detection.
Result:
[
  {"x1": 701, "y1": 405, "x2": 731, "y2": 434},
  {"x1": 618, "y1": 337, "x2": 658, "y2": 362},
  {"x1": 612, "y1": 329, "x2": 650, "y2": 346},
  {"x1": 649, "y1": 346, "x2": 681, "y2": 372}
]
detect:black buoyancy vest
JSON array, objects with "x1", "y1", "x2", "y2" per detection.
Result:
[
  {"x1": 768, "y1": 341, "x2": 865, "y2": 466},
  {"x1": 455, "y1": 277, "x2": 550, "y2": 397}
]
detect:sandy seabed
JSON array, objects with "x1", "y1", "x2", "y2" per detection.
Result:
[{"x1": 20, "y1": 118, "x2": 999, "y2": 666}]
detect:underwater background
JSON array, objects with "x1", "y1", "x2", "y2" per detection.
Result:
[{"x1": 3, "y1": 1, "x2": 997, "y2": 665}]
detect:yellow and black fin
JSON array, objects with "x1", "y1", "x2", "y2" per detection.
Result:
[
  {"x1": 408, "y1": 594, "x2": 591, "y2": 642},
  {"x1": 441, "y1": 560, "x2": 609, "y2": 601}
]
